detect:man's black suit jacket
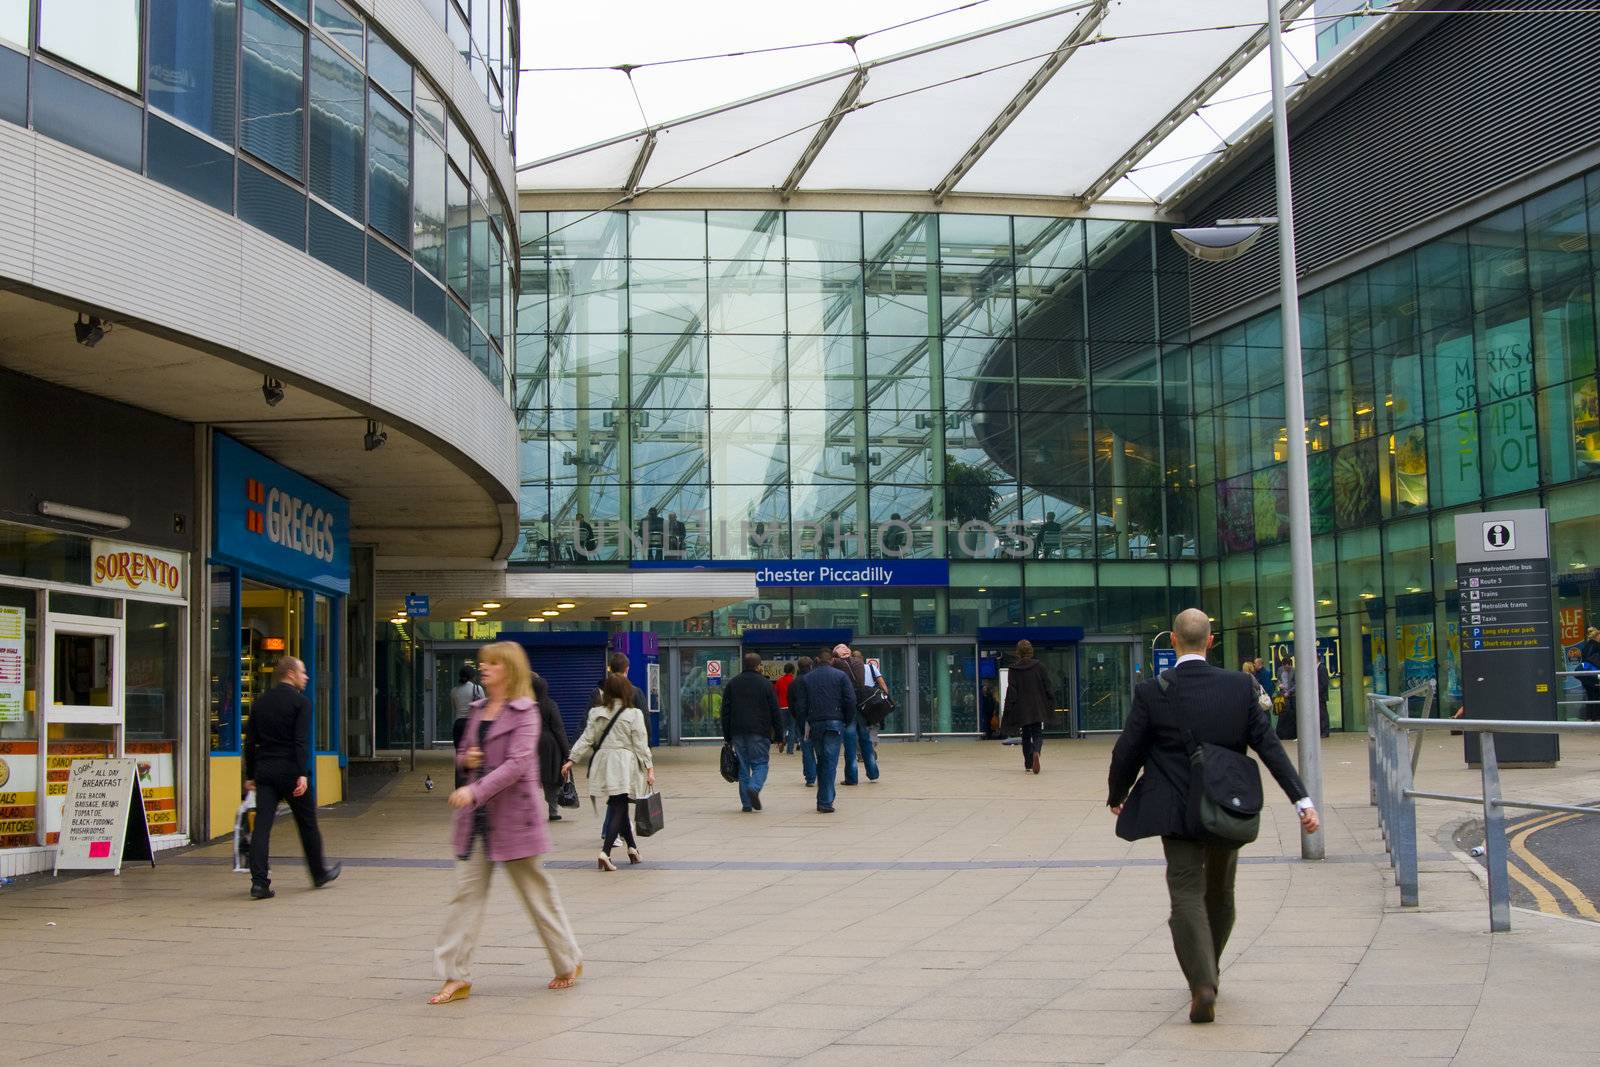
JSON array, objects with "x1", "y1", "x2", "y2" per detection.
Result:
[
  {"x1": 1107, "y1": 660, "x2": 1307, "y2": 841},
  {"x1": 244, "y1": 683, "x2": 312, "y2": 781}
]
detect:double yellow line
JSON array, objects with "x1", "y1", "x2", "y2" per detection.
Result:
[{"x1": 1502, "y1": 810, "x2": 1600, "y2": 921}]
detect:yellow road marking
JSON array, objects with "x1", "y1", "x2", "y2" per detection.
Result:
[
  {"x1": 1501, "y1": 811, "x2": 1567, "y2": 914},
  {"x1": 1511, "y1": 812, "x2": 1600, "y2": 922}
]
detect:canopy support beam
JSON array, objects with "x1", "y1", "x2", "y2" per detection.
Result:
[
  {"x1": 1078, "y1": 0, "x2": 1314, "y2": 204},
  {"x1": 780, "y1": 69, "x2": 868, "y2": 200},
  {"x1": 931, "y1": 0, "x2": 1110, "y2": 204},
  {"x1": 622, "y1": 130, "x2": 658, "y2": 201}
]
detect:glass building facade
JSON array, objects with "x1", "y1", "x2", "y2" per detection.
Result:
[
  {"x1": 1195, "y1": 171, "x2": 1600, "y2": 730},
  {"x1": 515, "y1": 171, "x2": 1600, "y2": 734},
  {"x1": 0, "y1": 0, "x2": 516, "y2": 390}
]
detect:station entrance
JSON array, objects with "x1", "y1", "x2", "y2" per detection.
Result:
[{"x1": 660, "y1": 629, "x2": 1142, "y2": 743}]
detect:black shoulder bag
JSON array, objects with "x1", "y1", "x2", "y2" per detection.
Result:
[{"x1": 1159, "y1": 671, "x2": 1264, "y2": 847}]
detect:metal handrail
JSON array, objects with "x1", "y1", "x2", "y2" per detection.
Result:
[{"x1": 1367, "y1": 688, "x2": 1600, "y2": 932}]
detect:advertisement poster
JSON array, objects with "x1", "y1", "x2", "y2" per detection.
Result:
[
  {"x1": 0, "y1": 741, "x2": 38, "y2": 848},
  {"x1": 1217, "y1": 474, "x2": 1255, "y2": 552},
  {"x1": 1333, "y1": 439, "x2": 1381, "y2": 529},
  {"x1": 1559, "y1": 607, "x2": 1588, "y2": 701},
  {"x1": 127, "y1": 740, "x2": 177, "y2": 836},
  {"x1": 1252, "y1": 466, "x2": 1288, "y2": 546},
  {"x1": 0, "y1": 605, "x2": 23, "y2": 723},
  {"x1": 1399, "y1": 621, "x2": 1437, "y2": 690},
  {"x1": 43, "y1": 740, "x2": 117, "y2": 843},
  {"x1": 1443, "y1": 619, "x2": 1462, "y2": 701}
]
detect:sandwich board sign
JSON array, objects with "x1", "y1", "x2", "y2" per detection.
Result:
[{"x1": 53, "y1": 758, "x2": 155, "y2": 875}]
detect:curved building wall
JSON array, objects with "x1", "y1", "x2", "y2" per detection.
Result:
[{"x1": 0, "y1": 0, "x2": 518, "y2": 398}]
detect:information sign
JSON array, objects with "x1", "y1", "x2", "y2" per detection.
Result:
[
  {"x1": 405, "y1": 594, "x2": 430, "y2": 617},
  {"x1": 53, "y1": 758, "x2": 155, "y2": 875},
  {"x1": 706, "y1": 660, "x2": 722, "y2": 686},
  {"x1": 1153, "y1": 648, "x2": 1177, "y2": 674},
  {"x1": 1455, "y1": 509, "x2": 1558, "y2": 766}
]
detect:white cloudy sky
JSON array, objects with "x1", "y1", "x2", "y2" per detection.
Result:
[{"x1": 514, "y1": 0, "x2": 1066, "y2": 162}]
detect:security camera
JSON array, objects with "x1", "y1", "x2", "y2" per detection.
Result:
[
  {"x1": 262, "y1": 376, "x2": 285, "y2": 407},
  {"x1": 363, "y1": 419, "x2": 388, "y2": 451}
]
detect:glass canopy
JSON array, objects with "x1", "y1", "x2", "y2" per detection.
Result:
[{"x1": 519, "y1": 0, "x2": 1396, "y2": 208}]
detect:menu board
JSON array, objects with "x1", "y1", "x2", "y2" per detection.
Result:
[
  {"x1": 0, "y1": 605, "x2": 23, "y2": 722},
  {"x1": 0, "y1": 741, "x2": 38, "y2": 848},
  {"x1": 53, "y1": 758, "x2": 154, "y2": 874}
]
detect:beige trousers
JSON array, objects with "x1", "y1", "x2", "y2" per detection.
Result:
[{"x1": 434, "y1": 851, "x2": 581, "y2": 982}]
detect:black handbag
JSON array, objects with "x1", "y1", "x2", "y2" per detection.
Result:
[
  {"x1": 719, "y1": 741, "x2": 739, "y2": 783},
  {"x1": 634, "y1": 791, "x2": 664, "y2": 837},
  {"x1": 555, "y1": 772, "x2": 580, "y2": 809},
  {"x1": 858, "y1": 688, "x2": 894, "y2": 727}
]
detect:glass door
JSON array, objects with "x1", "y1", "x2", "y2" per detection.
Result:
[
  {"x1": 42, "y1": 614, "x2": 124, "y2": 843},
  {"x1": 853, "y1": 641, "x2": 910, "y2": 735},
  {"x1": 667, "y1": 640, "x2": 740, "y2": 741},
  {"x1": 425, "y1": 647, "x2": 482, "y2": 746},
  {"x1": 917, "y1": 640, "x2": 978, "y2": 736},
  {"x1": 1080, "y1": 641, "x2": 1138, "y2": 732}
]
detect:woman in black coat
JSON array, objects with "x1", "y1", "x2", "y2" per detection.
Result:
[
  {"x1": 1001, "y1": 640, "x2": 1053, "y2": 775},
  {"x1": 531, "y1": 672, "x2": 572, "y2": 820}
]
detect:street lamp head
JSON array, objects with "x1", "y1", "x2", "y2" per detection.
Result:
[{"x1": 1171, "y1": 224, "x2": 1269, "y2": 263}]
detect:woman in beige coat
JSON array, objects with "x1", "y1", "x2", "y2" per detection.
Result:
[{"x1": 562, "y1": 674, "x2": 654, "y2": 871}]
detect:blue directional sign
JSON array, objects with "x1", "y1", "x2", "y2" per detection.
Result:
[
  {"x1": 405, "y1": 594, "x2": 430, "y2": 617},
  {"x1": 1153, "y1": 648, "x2": 1177, "y2": 673}
]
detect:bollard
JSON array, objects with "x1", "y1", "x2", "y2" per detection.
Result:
[{"x1": 1479, "y1": 733, "x2": 1511, "y2": 933}]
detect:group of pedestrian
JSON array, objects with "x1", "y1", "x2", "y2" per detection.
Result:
[{"x1": 722, "y1": 643, "x2": 884, "y2": 814}]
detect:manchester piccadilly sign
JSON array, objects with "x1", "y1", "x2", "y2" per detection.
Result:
[{"x1": 632, "y1": 558, "x2": 951, "y2": 588}]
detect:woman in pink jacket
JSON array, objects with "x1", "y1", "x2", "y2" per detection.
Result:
[{"x1": 430, "y1": 641, "x2": 582, "y2": 1004}]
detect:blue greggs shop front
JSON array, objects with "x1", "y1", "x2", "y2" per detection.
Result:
[{"x1": 207, "y1": 435, "x2": 350, "y2": 839}]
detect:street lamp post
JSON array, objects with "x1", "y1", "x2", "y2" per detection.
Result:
[
  {"x1": 1171, "y1": 2, "x2": 1324, "y2": 860},
  {"x1": 1266, "y1": 0, "x2": 1324, "y2": 861}
]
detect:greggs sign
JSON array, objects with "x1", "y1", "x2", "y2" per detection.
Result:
[
  {"x1": 213, "y1": 434, "x2": 350, "y2": 594},
  {"x1": 91, "y1": 541, "x2": 185, "y2": 598}
]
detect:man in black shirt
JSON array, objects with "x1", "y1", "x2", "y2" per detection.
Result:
[
  {"x1": 722, "y1": 653, "x2": 782, "y2": 812},
  {"x1": 244, "y1": 656, "x2": 340, "y2": 899}
]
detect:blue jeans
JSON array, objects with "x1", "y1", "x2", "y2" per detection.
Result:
[
  {"x1": 841, "y1": 714, "x2": 879, "y2": 784},
  {"x1": 733, "y1": 734, "x2": 770, "y2": 809},
  {"x1": 782, "y1": 709, "x2": 803, "y2": 753},
  {"x1": 801, "y1": 720, "x2": 817, "y2": 782},
  {"x1": 810, "y1": 720, "x2": 843, "y2": 809}
]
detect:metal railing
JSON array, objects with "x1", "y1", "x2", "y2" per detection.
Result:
[{"x1": 1368, "y1": 676, "x2": 1600, "y2": 932}]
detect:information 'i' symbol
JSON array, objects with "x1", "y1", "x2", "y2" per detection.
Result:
[{"x1": 1486, "y1": 523, "x2": 1512, "y2": 549}]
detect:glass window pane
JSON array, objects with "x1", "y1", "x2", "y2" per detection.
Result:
[
  {"x1": 0, "y1": 1, "x2": 26, "y2": 50},
  {"x1": 366, "y1": 27, "x2": 411, "y2": 109},
  {"x1": 40, "y1": 0, "x2": 139, "y2": 91},
  {"x1": 31, "y1": 62, "x2": 141, "y2": 170},
  {"x1": 241, "y1": 0, "x2": 306, "y2": 180},
  {"x1": 147, "y1": 114, "x2": 234, "y2": 213},
  {"x1": 309, "y1": 38, "x2": 364, "y2": 219},
  {"x1": 147, "y1": 0, "x2": 237, "y2": 142},
  {"x1": 0, "y1": 45, "x2": 24, "y2": 127},
  {"x1": 368, "y1": 88, "x2": 410, "y2": 246},
  {"x1": 413, "y1": 128, "x2": 445, "y2": 279},
  {"x1": 414, "y1": 268, "x2": 446, "y2": 332},
  {"x1": 309, "y1": 200, "x2": 364, "y2": 282},
  {"x1": 446, "y1": 163, "x2": 468, "y2": 298},
  {"x1": 313, "y1": 0, "x2": 362, "y2": 60},
  {"x1": 238, "y1": 158, "x2": 306, "y2": 249},
  {"x1": 415, "y1": 76, "x2": 446, "y2": 144},
  {"x1": 367, "y1": 234, "x2": 411, "y2": 310},
  {"x1": 786, "y1": 212, "x2": 860, "y2": 261}
]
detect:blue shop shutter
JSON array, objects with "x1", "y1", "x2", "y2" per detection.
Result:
[{"x1": 501, "y1": 633, "x2": 611, "y2": 742}]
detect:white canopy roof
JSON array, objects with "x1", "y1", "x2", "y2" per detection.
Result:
[{"x1": 518, "y1": 0, "x2": 1400, "y2": 210}]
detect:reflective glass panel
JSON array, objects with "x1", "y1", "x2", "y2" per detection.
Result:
[
  {"x1": 238, "y1": 158, "x2": 306, "y2": 249},
  {"x1": 0, "y1": 1, "x2": 25, "y2": 49},
  {"x1": 147, "y1": 114, "x2": 234, "y2": 213},
  {"x1": 413, "y1": 129, "x2": 446, "y2": 278},
  {"x1": 446, "y1": 163, "x2": 469, "y2": 298},
  {"x1": 310, "y1": 38, "x2": 364, "y2": 220},
  {"x1": 367, "y1": 27, "x2": 411, "y2": 109},
  {"x1": 31, "y1": 63, "x2": 141, "y2": 170},
  {"x1": 241, "y1": 0, "x2": 306, "y2": 180},
  {"x1": 39, "y1": 0, "x2": 139, "y2": 91},
  {"x1": 148, "y1": 0, "x2": 237, "y2": 142},
  {"x1": 313, "y1": 0, "x2": 362, "y2": 60},
  {"x1": 309, "y1": 201, "x2": 364, "y2": 282},
  {"x1": 368, "y1": 88, "x2": 411, "y2": 246},
  {"x1": 367, "y1": 234, "x2": 411, "y2": 310}
]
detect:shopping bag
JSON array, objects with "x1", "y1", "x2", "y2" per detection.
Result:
[
  {"x1": 719, "y1": 741, "x2": 739, "y2": 783},
  {"x1": 232, "y1": 791, "x2": 256, "y2": 873},
  {"x1": 634, "y1": 791, "x2": 665, "y2": 837}
]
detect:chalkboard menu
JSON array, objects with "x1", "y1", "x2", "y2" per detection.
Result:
[
  {"x1": 1455, "y1": 509, "x2": 1558, "y2": 766},
  {"x1": 53, "y1": 758, "x2": 155, "y2": 875}
]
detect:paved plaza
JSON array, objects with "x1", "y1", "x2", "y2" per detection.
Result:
[{"x1": 5, "y1": 733, "x2": 1600, "y2": 1065}]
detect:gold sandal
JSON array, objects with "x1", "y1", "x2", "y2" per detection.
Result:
[
  {"x1": 548, "y1": 963, "x2": 583, "y2": 990},
  {"x1": 428, "y1": 981, "x2": 471, "y2": 1004}
]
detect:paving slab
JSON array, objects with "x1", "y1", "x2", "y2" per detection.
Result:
[{"x1": 2, "y1": 734, "x2": 1599, "y2": 1064}]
